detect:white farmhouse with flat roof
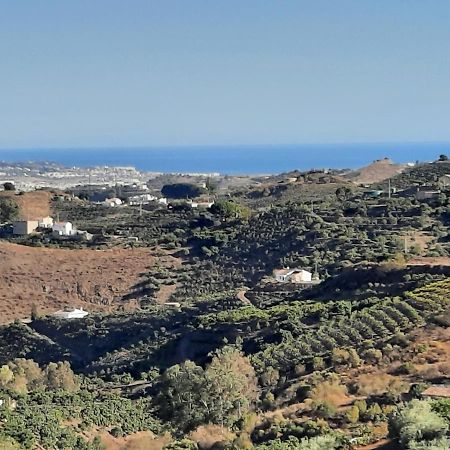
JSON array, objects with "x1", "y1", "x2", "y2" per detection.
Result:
[
  {"x1": 38, "y1": 216, "x2": 54, "y2": 229},
  {"x1": 273, "y1": 268, "x2": 313, "y2": 283},
  {"x1": 52, "y1": 307, "x2": 89, "y2": 319},
  {"x1": 52, "y1": 221, "x2": 74, "y2": 236}
]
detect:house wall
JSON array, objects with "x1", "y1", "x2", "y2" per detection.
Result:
[
  {"x1": 53, "y1": 222, "x2": 73, "y2": 236},
  {"x1": 417, "y1": 191, "x2": 440, "y2": 200},
  {"x1": 290, "y1": 271, "x2": 312, "y2": 283},
  {"x1": 275, "y1": 274, "x2": 287, "y2": 282},
  {"x1": 13, "y1": 221, "x2": 39, "y2": 235},
  {"x1": 39, "y1": 217, "x2": 54, "y2": 228}
]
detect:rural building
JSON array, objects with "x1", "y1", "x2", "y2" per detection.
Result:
[
  {"x1": 38, "y1": 216, "x2": 54, "y2": 229},
  {"x1": 120, "y1": 183, "x2": 149, "y2": 197},
  {"x1": 364, "y1": 190, "x2": 384, "y2": 199},
  {"x1": 188, "y1": 200, "x2": 215, "y2": 209},
  {"x1": 128, "y1": 194, "x2": 157, "y2": 205},
  {"x1": 439, "y1": 174, "x2": 450, "y2": 187},
  {"x1": 52, "y1": 307, "x2": 89, "y2": 319},
  {"x1": 74, "y1": 230, "x2": 93, "y2": 241},
  {"x1": 13, "y1": 220, "x2": 39, "y2": 235},
  {"x1": 421, "y1": 385, "x2": 450, "y2": 399},
  {"x1": 52, "y1": 221, "x2": 74, "y2": 236},
  {"x1": 158, "y1": 197, "x2": 168, "y2": 205},
  {"x1": 104, "y1": 197, "x2": 123, "y2": 207},
  {"x1": 164, "y1": 302, "x2": 181, "y2": 308},
  {"x1": 416, "y1": 187, "x2": 441, "y2": 201},
  {"x1": 273, "y1": 268, "x2": 313, "y2": 283}
]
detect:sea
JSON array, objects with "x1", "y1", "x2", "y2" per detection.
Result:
[{"x1": 0, "y1": 142, "x2": 448, "y2": 175}]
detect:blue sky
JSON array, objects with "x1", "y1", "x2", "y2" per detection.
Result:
[{"x1": 1, "y1": 1, "x2": 450, "y2": 148}]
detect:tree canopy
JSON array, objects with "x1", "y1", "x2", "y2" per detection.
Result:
[
  {"x1": 0, "y1": 198, "x2": 19, "y2": 223},
  {"x1": 161, "y1": 183, "x2": 207, "y2": 199}
]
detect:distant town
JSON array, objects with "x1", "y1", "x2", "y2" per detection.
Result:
[{"x1": 0, "y1": 160, "x2": 221, "y2": 192}]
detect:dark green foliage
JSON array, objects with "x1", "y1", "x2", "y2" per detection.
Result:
[
  {"x1": 0, "y1": 389, "x2": 160, "y2": 449},
  {"x1": 156, "y1": 346, "x2": 259, "y2": 431},
  {"x1": 0, "y1": 197, "x2": 19, "y2": 222},
  {"x1": 3, "y1": 182, "x2": 16, "y2": 191},
  {"x1": 210, "y1": 199, "x2": 250, "y2": 219},
  {"x1": 162, "y1": 183, "x2": 206, "y2": 199}
]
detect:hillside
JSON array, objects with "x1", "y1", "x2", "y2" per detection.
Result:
[
  {"x1": 0, "y1": 242, "x2": 179, "y2": 323},
  {"x1": 0, "y1": 190, "x2": 52, "y2": 220},
  {"x1": 376, "y1": 159, "x2": 450, "y2": 189},
  {"x1": 1, "y1": 267, "x2": 450, "y2": 449},
  {"x1": 345, "y1": 158, "x2": 407, "y2": 185},
  {"x1": 2, "y1": 185, "x2": 450, "y2": 449}
]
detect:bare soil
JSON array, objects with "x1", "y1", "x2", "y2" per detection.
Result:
[
  {"x1": 0, "y1": 242, "x2": 179, "y2": 323},
  {"x1": 0, "y1": 190, "x2": 52, "y2": 220},
  {"x1": 356, "y1": 439, "x2": 396, "y2": 450},
  {"x1": 346, "y1": 159, "x2": 407, "y2": 185},
  {"x1": 408, "y1": 256, "x2": 450, "y2": 266}
]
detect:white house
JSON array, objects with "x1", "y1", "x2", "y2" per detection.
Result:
[
  {"x1": 128, "y1": 194, "x2": 157, "y2": 205},
  {"x1": 104, "y1": 197, "x2": 123, "y2": 207},
  {"x1": 52, "y1": 307, "x2": 89, "y2": 319},
  {"x1": 273, "y1": 268, "x2": 313, "y2": 283},
  {"x1": 158, "y1": 197, "x2": 168, "y2": 205},
  {"x1": 38, "y1": 216, "x2": 54, "y2": 229},
  {"x1": 52, "y1": 221, "x2": 74, "y2": 236},
  {"x1": 188, "y1": 200, "x2": 215, "y2": 209}
]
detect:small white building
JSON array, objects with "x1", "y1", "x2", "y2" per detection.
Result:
[
  {"x1": 38, "y1": 216, "x2": 54, "y2": 229},
  {"x1": 104, "y1": 197, "x2": 123, "y2": 207},
  {"x1": 52, "y1": 307, "x2": 89, "y2": 319},
  {"x1": 273, "y1": 268, "x2": 313, "y2": 283},
  {"x1": 13, "y1": 220, "x2": 39, "y2": 235},
  {"x1": 188, "y1": 200, "x2": 215, "y2": 209},
  {"x1": 52, "y1": 221, "x2": 74, "y2": 236},
  {"x1": 128, "y1": 194, "x2": 157, "y2": 205},
  {"x1": 158, "y1": 197, "x2": 168, "y2": 205}
]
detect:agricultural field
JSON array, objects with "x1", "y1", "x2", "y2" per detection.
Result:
[{"x1": 2, "y1": 163, "x2": 450, "y2": 449}]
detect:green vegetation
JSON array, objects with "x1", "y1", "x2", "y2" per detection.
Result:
[
  {"x1": 3, "y1": 163, "x2": 450, "y2": 448},
  {"x1": 162, "y1": 183, "x2": 207, "y2": 199},
  {"x1": 0, "y1": 197, "x2": 19, "y2": 223},
  {"x1": 210, "y1": 199, "x2": 251, "y2": 220},
  {"x1": 2, "y1": 182, "x2": 16, "y2": 191},
  {"x1": 389, "y1": 400, "x2": 449, "y2": 448}
]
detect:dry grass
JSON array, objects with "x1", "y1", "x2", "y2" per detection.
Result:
[
  {"x1": 0, "y1": 242, "x2": 179, "y2": 323},
  {"x1": 0, "y1": 190, "x2": 52, "y2": 220},
  {"x1": 308, "y1": 379, "x2": 350, "y2": 408},
  {"x1": 189, "y1": 425, "x2": 235, "y2": 450}
]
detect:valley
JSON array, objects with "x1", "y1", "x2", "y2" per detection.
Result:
[{"x1": 1, "y1": 157, "x2": 450, "y2": 450}]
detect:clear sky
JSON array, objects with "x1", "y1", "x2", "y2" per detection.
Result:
[{"x1": 1, "y1": 0, "x2": 450, "y2": 148}]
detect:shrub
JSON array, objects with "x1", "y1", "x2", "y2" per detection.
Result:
[{"x1": 389, "y1": 400, "x2": 448, "y2": 448}]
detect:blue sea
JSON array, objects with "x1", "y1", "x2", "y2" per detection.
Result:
[{"x1": 0, "y1": 143, "x2": 448, "y2": 175}]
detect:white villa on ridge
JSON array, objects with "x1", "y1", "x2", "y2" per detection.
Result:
[
  {"x1": 273, "y1": 268, "x2": 313, "y2": 283},
  {"x1": 52, "y1": 307, "x2": 89, "y2": 319}
]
